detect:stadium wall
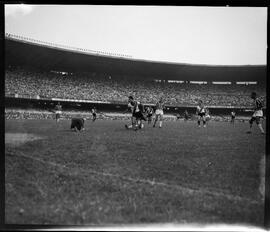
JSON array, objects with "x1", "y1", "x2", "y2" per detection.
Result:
[{"x1": 5, "y1": 97, "x2": 263, "y2": 117}]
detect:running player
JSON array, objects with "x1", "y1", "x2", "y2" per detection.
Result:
[
  {"x1": 55, "y1": 102, "x2": 62, "y2": 123},
  {"x1": 92, "y1": 107, "x2": 97, "y2": 122},
  {"x1": 146, "y1": 106, "x2": 154, "y2": 124},
  {"x1": 231, "y1": 111, "x2": 236, "y2": 124},
  {"x1": 248, "y1": 92, "x2": 265, "y2": 134},
  {"x1": 196, "y1": 100, "x2": 207, "y2": 128},
  {"x1": 153, "y1": 97, "x2": 165, "y2": 128}
]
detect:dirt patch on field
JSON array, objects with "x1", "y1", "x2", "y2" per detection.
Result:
[{"x1": 5, "y1": 133, "x2": 43, "y2": 146}]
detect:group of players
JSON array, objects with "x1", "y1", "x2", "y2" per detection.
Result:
[
  {"x1": 124, "y1": 96, "x2": 166, "y2": 131},
  {"x1": 53, "y1": 91, "x2": 265, "y2": 134}
]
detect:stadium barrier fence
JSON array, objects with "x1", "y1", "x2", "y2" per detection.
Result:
[{"x1": 5, "y1": 96, "x2": 265, "y2": 117}]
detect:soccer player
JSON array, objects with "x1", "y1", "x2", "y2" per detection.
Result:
[
  {"x1": 176, "y1": 113, "x2": 181, "y2": 120},
  {"x1": 231, "y1": 111, "x2": 236, "y2": 124},
  {"x1": 196, "y1": 100, "x2": 207, "y2": 128},
  {"x1": 248, "y1": 92, "x2": 265, "y2": 134},
  {"x1": 146, "y1": 106, "x2": 154, "y2": 124},
  {"x1": 125, "y1": 96, "x2": 146, "y2": 130},
  {"x1": 55, "y1": 102, "x2": 62, "y2": 123},
  {"x1": 92, "y1": 107, "x2": 97, "y2": 122},
  {"x1": 153, "y1": 97, "x2": 165, "y2": 128},
  {"x1": 70, "y1": 118, "x2": 85, "y2": 132}
]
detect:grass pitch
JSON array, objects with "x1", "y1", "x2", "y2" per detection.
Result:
[{"x1": 5, "y1": 118, "x2": 265, "y2": 227}]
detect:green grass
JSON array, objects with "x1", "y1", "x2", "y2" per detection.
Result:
[{"x1": 5, "y1": 119, "x2": 265, "y2": 226}]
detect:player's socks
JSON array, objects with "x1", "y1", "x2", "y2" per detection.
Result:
[
  {"x1": 203, "y1": 121, "x2": 206, "y2": 127},
  {"x1": 159, "y1": 121, "x2": 162, "y2": 128},
  {"x1": 198, "y1": 121, "x2": 200, "y2": 127},
  {"x1": 258, "y1": 124, "x2": 265, "y2": 134}
]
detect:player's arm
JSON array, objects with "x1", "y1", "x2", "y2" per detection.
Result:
[{"x1": 123, "y1": 106, "x2": 130, "y2": 114}]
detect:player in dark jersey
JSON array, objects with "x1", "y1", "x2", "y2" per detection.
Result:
[
  {"x1": 248, "y1": 92, "x2": 265, "y2": 134},
  {"x1": 196, "y1": 100, "x2": 207, "y2": 128},
  {"x1": 184, "y1": 110, "x2": 189, "y2": 121},
  {"x1": 92, "y1": 107, "x2": 97, "y2": 122},
  {"x1": 146, "y1": 106, "x2": 154, "y2": 124},
  {"x1": 70, "y1": 118, "x2": 85, "y2": 132},
  {"x1": 55, "y1": 102, "x2": 62, "y2": 123},
  {"x1": 125, "y1": 96, "x2": 146, "y2": 130},
  {"x1": 231, "y1": 111, "x2": 236, "y2": 124}
]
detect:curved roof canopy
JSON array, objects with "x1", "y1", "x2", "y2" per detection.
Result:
[{"x1": 5, "y1": 37, "x2": 266, "y2": 82}]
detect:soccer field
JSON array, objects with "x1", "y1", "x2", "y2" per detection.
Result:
[{"x1": 5, "y1": 119, "x2": 265, "y2": 227}]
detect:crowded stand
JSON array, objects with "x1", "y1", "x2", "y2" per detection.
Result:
[{"x1": 5, "y1": 67, "x2": 266, "y2": 107}]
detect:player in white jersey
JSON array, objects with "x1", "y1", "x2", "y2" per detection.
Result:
[
  {"x1": 248, "y1": 92, "x2": 265, "y2": 134},
  {"x1": 153, "y1": 97, "x2": 165, "y2": 128},
  {"x1": 196, "y1": 100, "x2": 207, "y2": 128},
  {"x1": 54, "y1": 102, "x2": 62, "y2": 123}
]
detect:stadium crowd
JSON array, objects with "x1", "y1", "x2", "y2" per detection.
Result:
[{"x1": 5, "y1": 68, "x2": 266, "y2": 107}]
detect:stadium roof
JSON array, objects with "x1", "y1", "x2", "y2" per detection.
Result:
[{"x1": 5, "y1": 35, "x2": 266, "y2": 82}]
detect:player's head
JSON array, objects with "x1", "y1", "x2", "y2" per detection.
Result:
[
  {"x1": 198, "y1": 99, "x2": 203, "y2": 105},
  {"x1": 128, "y1": 96, "x2": 134, "y2": 103},
  {"x1": 251, "y1": 92, "x2": 256, "y2": 99},
  {"x1": 159, "y1": 97, "x2": 163, "y2": 103}
]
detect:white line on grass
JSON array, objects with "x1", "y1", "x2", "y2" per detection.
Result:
[{"x1": 7, "y1": 152, "x2": 261, "y2": 205}]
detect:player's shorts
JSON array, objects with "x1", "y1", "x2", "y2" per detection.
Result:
[
  {"x1": 92, "y1": 113, "x2": 97, "y2": 117},
  {"x1": 134, "y1": 111, "x2": 146, "y2": 121},
  {"x1": 147, "y1": 113, "x2": 153, "y2": 118},
  {"x1": 249, "y1": 116, "x2": 263, "y2": 124},
  {"x1": 56, "y1": 113, "x2": 61, "y2": 119},
  {"x1": 252, "y1": 110, "x2": 263, "y2": 118},
  {"x1": 155, "y1": 109, "x2": 164, "y2": 116},
  {"x1": 231, "y1": 116, "x2": 235, "y2": 119},
  {"x1": 198, "y1": 112, "x2": 206, "y2": 117},
  {"x1": 71, "y1": 118, "x2": 85, "y2": 131}
]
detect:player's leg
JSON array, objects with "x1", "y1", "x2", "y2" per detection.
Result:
[
  {"x1": 125, "y1": 116, "x2": 135, "y2": 129},
  {"x1": 256, "y1": 117, "x2": 265, "y2": 134},
  {"x1": 153, "y1": 114, "x2": 158, "y2": 127},
  {"x1": 202, "y1": 115, "x2": 206, "y2": 127},
  {"x1": 138, "y1": 119, "x2": 142, "y2": 129},
  {"x1": 197, "y1": 115, "x2": 201, "y2": 127},
  {"x1": 159, "y1": 114, "x2": 163, "y2": 128},
  {"x1": 133, "y1": 117, "x2": 140, "y2": 130},
  {"x1": 56, "y1": 113, "x2": 59, "y2": 123},
  {"x1": 81, "y1": 118, "x2": 85, "y2": 131},
  {"x1": 248, "y1": 117, "x2": 255, "y2": 133}
]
